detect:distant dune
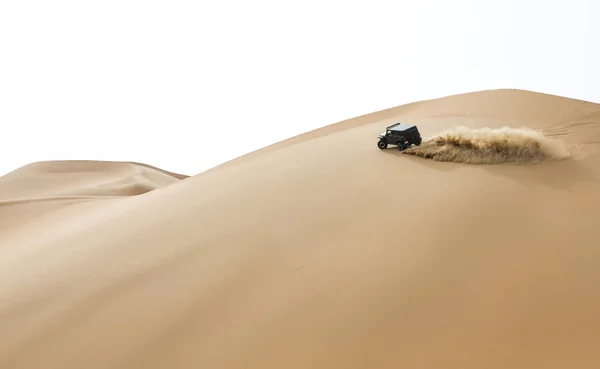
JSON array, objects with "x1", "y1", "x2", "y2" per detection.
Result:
[
  {"x1": 1, "y1": 89, "x2": 599, "y2": 369},
  {"x1": 0, "y1": 160, "x2": 186, "y2": 202}
]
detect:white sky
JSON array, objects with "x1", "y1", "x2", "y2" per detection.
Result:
[{"x1": 1, "y1": 0, "x2": 598, "y2": 176}]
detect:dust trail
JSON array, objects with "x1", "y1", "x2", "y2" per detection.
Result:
[{"x1": 402, "y1": 126, "x2": 570, "y2": 164}]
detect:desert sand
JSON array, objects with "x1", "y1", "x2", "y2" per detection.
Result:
[{"x1": 1, "y1": 89, "x2": 599, "y2": 369}]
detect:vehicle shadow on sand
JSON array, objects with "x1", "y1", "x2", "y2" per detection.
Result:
[{"x1": 381, "y1": 148, "x2": 598, "y2": 192}]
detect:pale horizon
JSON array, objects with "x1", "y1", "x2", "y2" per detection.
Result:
[{"x1": 1, "y1": 0, "x2": 598, "y2": 176}]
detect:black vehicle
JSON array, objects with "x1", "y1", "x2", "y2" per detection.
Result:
[{"x1": 377, "y1": 122, "x2": 422, "y2": 151}]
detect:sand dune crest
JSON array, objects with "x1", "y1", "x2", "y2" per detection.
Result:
[{"x1": 403, "y1": 126, "x2": 571, "y2": 164}]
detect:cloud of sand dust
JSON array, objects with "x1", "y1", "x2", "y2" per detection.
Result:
[{"x1": 402, "y1": 126, "x2": 570, "y2": 164}]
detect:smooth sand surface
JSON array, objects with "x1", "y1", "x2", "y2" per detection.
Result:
[{"x1": 1, "y1": 89, "x2": 599, "y2": 369}]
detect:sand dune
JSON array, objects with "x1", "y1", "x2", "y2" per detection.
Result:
[
  {"x1": 0, "y1": 160, "x2": 186, "y2": 201},
  {"x1": 1, "y1": 89, "x2": 600, "y2": 369}
]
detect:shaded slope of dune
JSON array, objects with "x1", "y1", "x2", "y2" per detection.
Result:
[{"x1": 1, "y1": 89, "x2": 600, "y2": 369}]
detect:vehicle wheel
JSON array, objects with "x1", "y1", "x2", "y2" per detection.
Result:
[
  {"x1": 377, "y1": 140, "x2": 388, "y2": 149},
  {"x1": 397, "y1": 142, "x2": 405, "y2": 151}
]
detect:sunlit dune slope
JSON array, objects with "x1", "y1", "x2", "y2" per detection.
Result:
[
  {"x1": 220, "y1": 88, "x2": 599, "y2": 167},
  {"x1": 1, "y1": 89, "x2": 599, "y2": 369}
]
